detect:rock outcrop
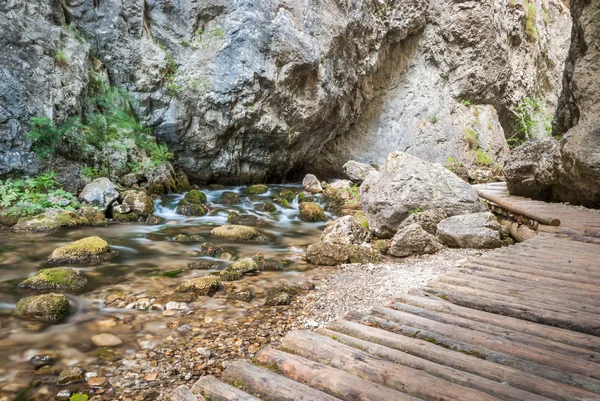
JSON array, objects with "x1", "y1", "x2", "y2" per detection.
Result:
[
  {"x1": 361, "y1": 151, "x2": 485, "y2": 238},
  {"x1": 389, "y1": 223, "x2": 443, "y2": 258},
  {"x1": 437, "y1": 212, "x2": 504, "y2": 249},
  {"x1": 79, "y1": 178, "x2": 120, "y2": 212}
]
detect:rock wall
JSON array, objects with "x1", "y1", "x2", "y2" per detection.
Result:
[{"x1": 312, "y1": 0, "x2": 572, "y2": 175}]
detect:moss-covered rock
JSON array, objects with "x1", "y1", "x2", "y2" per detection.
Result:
[
  {"x1": 227, "y1": 211, "x2": 268, "y2": 226},
  {"x1": 252, "y1": 253, "x2": 282, "y2": 271},
  {"x1": 246, "y1": 184, "x2": 269, "y2": 194},
  {"x1": 79, "y1": 207, "x2": 107, "y2": 226},
  {"x1": 146, "y1": 215, "x2": 165, "y2": 225},
  {"x1": 13, "y1": 293, "x2": 70, "y2": 322},
  {"x1": 264, "y1": 285, "x2": 299, "y2": 306},
  {"x1": 122, "y1": 190, "x2": 155, "y2": 216},
  {"x1": 176, "y1": 200, "x2": 206, "y2": 216},
  {"x1": 47, "y1": 236, "x2": 115, "y2": 265},
  {"x1": 219, "y1": 258, "x2": 258, "y2": 281},
  {"x1": 113, "y1": 212, "x2": 141, "y2": 222},
  {"x1": 219, "y1": 269, "x2": 242, "y2": 281},
  {"x1": 254, "y1": 202, "x2": 277, "y2": 213},
  {"x1": 175, "y1": 276, "x2": 221, "y2": 296},
  {"x1": 299, "y1": 202, "x2": 326, "y2": 222},
  {"x1": 210, "y1": 225, "x2": 267, "y2": 242},
  {"x1": 19, "y1": 268, "x2": 87, "y2": 291},
  {"x1": 146, "y1": 162, "x2": 191, "y2": 195},
  {"x1": 221, "y1": 191, "x2": 241, "y2": 205},
  {"x1": 14, "y1": 209, "x2": 90, "y2": 233},
  {"x1": 279, "y1": 189, "x2": 296, "y2": 203},
  {"x1": 185, "y1": 190, "x2": 207, "y2": 204},
  {"x1": 199, "y1": 242, "x2": 224, "y2": 257},
  {"x1": 57, "y1": 366, "x2": 85, "y2": 385},
  {"x1": 226, "y1": 288, "x2": 254, "y2": 302}
]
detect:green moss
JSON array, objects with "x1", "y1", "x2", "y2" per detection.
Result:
[
  {"x1": 210, "y1": 225, "x2": 266, "y2": 242},
  {"x1": 13, "y1": 293, "x2": 70, "y2": 322},
  {"x1": 176, "y1": 200, "x2": 206, "y2": 216},
  {"x1": 79, "y1": 207, "x2": 107, "y2": 226},
  {"x1": 473, "y1": 149, "x2": 493, "y2": 167},
  {"x1": 298, "y1": 202, "x2": 326, "y2": 222},
  {"x1": 250, "y1": 359, "x2": 281, "y2": 374},
  {"x1": 221, "y1": 192, "x2": 241, "y2": 205},
  {"x1": 47, "y1": 236, "x2": 113, "y2": 264},
  {"x1": 14, "y1": 210, "x2": 90, "y2": 233},
  {"x1": 352, "y1": 212, "x2": 369, "y2": 228},
  {"x1": 279, "y1": 189, "x2": 295, "y2": 203},
  {"x1": 227, "y1": 211, "x2": 240, "y2": 224},
  {"x1": 219, "y1": 269, "x2": 242, "y2": 281},
  {"x1": 297, "y1": 193, "x2": 306, "y2": 202},
  {"x1": 161, "y1": 269, "x2": 184, "y2": 278},
  {"x1": 185, "y1": 190, "x2": 207, "y2": 204},
  {"x1": 173, "y1": 234, "x2": 190, "y2": 242},
  {"x1": 263, "y1": 202, "x2": 277, "y2": 212},
  {"x1": 19, "y1": 267, "x2": 87, "y2": 291},
  {"x1": 175, "y1": 276, "x2": 221, "y2": 296},
  {"x1": 463, "y1": 128, "x2": 479, "y2": 149},
  {"x1": 524, "y1": 1, "x2": 538, "y2": 41},
  {"x1": 280, "y1": 198, "x2": 290, "y2": 208},
  {"x1": 113, "y1": 212, "x2": 140, "y2": 222},
  {"x1": 246, "y1": 184, "x2": 269, "y2": 194}
]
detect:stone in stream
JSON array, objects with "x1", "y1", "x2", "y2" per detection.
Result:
[
  {"x1": 343, "y1": 160, "x2": 377, "y2": 183},
  {"x1": 121, "y1": 189, "x2": 155, "y2": 216},
  {"x1": 221, "y1": 191, "x2": 242, "y2": 205},
  {"x1": 19, "y1": 267, "x2": 87, "y2": 291},
  {"x1": 184, "y1": 189, "x2": 208, "y2": 204},
  {"x1": 302, "y1": 174, "x2": 323, "y2": 194},
  {"x1": 79, "y1": 177, "x2": 120, "y2": 212},
  {"x1": 13, "y1": 209, "x2": 90, "y2": 233},
  {"x1": 199, "y1": 242, "x2": 224, "y2": 257},
  {"x1": 210, "y1": 225, "x2": 267, "y2": 242},
  {"x1": 254, "y1": 202, "x2": 277, "y2": 212},
  {"x1": 227, "y1": 211, "x2": 269, "y2": 226},
  {"x1": 13, "y1": 293, "x2": 70, "y2": 322},
  {"x1": 47, "y1": 236, "x2": 115, "y2": 265},
  {"x1": 437, "y1": 212, "x2": 504, "y2": 249},
  {"x1": 253, "y1": 253, "x2": 282, "y2": 271},
  {"x1": 226, "y1": 287, "x2": 254, "y2": 302},
  {"x1": 361, "y1": 151, "x2": 486, "y2": 238},
  {"x1": 264, "y1": 285, "x2": 299, "y2": 306},
  {"x1": 175, "y1": 276, "x2": 221, "y2": 296},
  {"x1": 299, "y1": 202, "x2": 326, "y2": 222},
  {"x1": 57, "y1": 366, "x2": 85, "y2": 385},
  {"x1": 389, "y1": 223, "x2": 444, "y2": 257},
  {"x1": 176, "y1": 200, "x2": 206, "y2": 216},
  {"x1": 246, "y1": 184, "x2": 269, "y2": 194},
  {"x1": 29, "y1": 354, "x2": 54, "y2": 369},
  {"x1": 220, "y1": 258, "x2": 258, "y2": 281},
  {"x1": 146, "y1": 215, "x2": 166, "y2": 225},
  {"x1": 146, "y1": 162, "x2": 192, "y2": 195},
  {"x1": 91, "y1": 333, "x2": 123, "y2": 347}
]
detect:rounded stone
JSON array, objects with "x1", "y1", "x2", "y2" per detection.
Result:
[
  {"x1": 13, "y1": 293, "x2": 70, "y2": 322},
  {"x1": 19, "y1": 267, "x2": 87, "y2": 291},
  {"x1": 47, "y1": 236, "x2": 114, "y2": 265},
  {"x1": 91, "y1": 333, "x2": 123, "y2": 347}
]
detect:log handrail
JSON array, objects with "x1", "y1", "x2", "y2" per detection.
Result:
[{"x1": 475, "y1": 189, "x2": 561, "y2": 227}]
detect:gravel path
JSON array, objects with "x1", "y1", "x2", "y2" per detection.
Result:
[{"x1": 300, "y1": 248, "x2": 488, "y2": 327}]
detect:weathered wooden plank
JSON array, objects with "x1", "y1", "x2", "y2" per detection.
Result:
[
  {"x1": 221, "y1": 361, "x2": 341, "y2": 401},
  {"x1": 315, "y1": 328, "x2": 552, "y2": 401},
  {"x1": 387, "y1": 300, "x2": 600, "y2": 362},
  {"x1": 346, "y1": 311, "x2": 600, "y2": 393},
  {"x1": 326, "y1": 319, "x2": 600, "y2": 401},
  {"x1": 191, "y1": 376, "x2": 262, "y2": 401},
  {"x1": 397, "y1": 292, "x2": 600, "y2": 352},
  {"x1": 423, "y1": 285, "x2": 600, "y2": 335},
  {"x1": 256, "y1": 347, "x2": 421, "y2": 401},
  {"x1": 475, "y1": 188, "x2": 561, "y2": 226},
  {"x1": 278, "y1": 330, "x2": 500, "y2": 401}
]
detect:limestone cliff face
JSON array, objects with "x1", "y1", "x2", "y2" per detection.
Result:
[{"x1": 0, "y1": 0, "x2": 573, "y2": 184}]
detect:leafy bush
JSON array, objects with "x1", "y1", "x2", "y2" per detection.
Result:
[
  {"x1": 511, "y1": 97, "x2": 552, "y2": 147},
  {"x1": 0, "y1": 172, "x2": 75, "y2": 216}
]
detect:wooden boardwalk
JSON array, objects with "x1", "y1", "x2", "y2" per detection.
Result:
[{"x1": 189, "y1": 183, "x2": 600, "y2": 401}]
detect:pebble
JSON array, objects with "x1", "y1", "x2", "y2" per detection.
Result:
[
  {"x1": 57, "y1": 366, "x2": 85, "y2": 385},
  {"x1": 91, "y1": 333, "x2": 123, "y2": 347},
  {"x1": 29, "y1": 354, "x2": 54, "y2": 368}
]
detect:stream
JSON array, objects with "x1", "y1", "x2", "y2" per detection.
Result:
[{"x1": 0, "y1": 184, "x2": 331, "y2": 398}]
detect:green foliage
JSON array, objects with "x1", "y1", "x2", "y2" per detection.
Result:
[
  {"x1": 511, "y1": 97, "x2": 552, "y2": 148},
  {"x1": 194, "y1": 26, "x2": 226, "y2": 48},
  {"x1": 463, "y1": 127, "x2": 479, "y2": 149},
  {"x1": 474, "y1": 149, "x2": 493, "y2": 167},
  {"x1": 70, "y1": 394, "x2": 89, "y2": 401},
  {"x1": 82, "y1": 166, "x2": 109, "y2": 179},
  {"x1": 55, "y1": 51, "x2": 68, "y2": 68},
  {"x1": 447, "y1": 157, "x2": 457, "y2": 164},
  {"x1": 27, "y1": 117, "x2": 61, "y2": 160},
  {"x1": 524, "y1": 1, "x2": 538, "y2": 41},
  {"x1": 67, "y1": 24, "x2": 83, "y2": 42},
  {"x1": 460, "y1": 99, "x2": 471, "y2": 106},
  {"x1": 409, "y1": 208, "x2": 423, "y2": 215},
  {"x1": 0, "y1": 172, "x2": 75, "y2": 217}
]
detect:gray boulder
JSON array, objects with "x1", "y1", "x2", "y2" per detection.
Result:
[
  {"x1": 504, "y1": 139, "x2": 559, "y2": 200},
  {"x1": 79, "y1": 178, "x2": 120, "y2": 212},
  {"x1": 302, "y1": 174, "x2": 323, "y2": 194},
  {"x1": 320, "y1": 216, "x2": 369, "y2": 246},
  {"x1": 397, "y1": 209, "x2": 448, "y2": 236},
  {"x1": 389, "y1": 224, "x2": 443, "y2": 258},
  {"x1": 437, "y1": 212, "x2": 503, "y2": 249},
  {"x1": 361, "y1": 152, "x2": 486, "y2": 238},
  {"x1": 306, "y1": 242, "x2": 351, "y2": 266},
  {"x1": 343, "y1": 161, "x2": 377, "y2": 183}
]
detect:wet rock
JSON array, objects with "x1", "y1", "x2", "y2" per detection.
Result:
[
  {"x1": 220, "y1": 258, "x2": 258, "y2": 281},
  {"x1": 227, "y1": 211, "x2": 268, "y2": 226},
  {"x1": 146, "y1": 163, "x2": 192, "y2": 195},
  {"x1": 504, "y1": 139, "x2": 559, "y2": 200},
  {"x1": 88, "y1": 376, "x2": 110, "y2": 389},
  {"x1": 175, "y1": 276, "x2": 221, "y2": 296},
  {"x1": 361, "y1": 151, "x2": 486, "y2": 238},
  {"x1": 306, "y1": 242, "x2": 350, "y2": 266},
  {"x1": 265, "y1": 285, "x2": 298, "y2": 306},
  {"x1": 253, "y1": 253, "x2": 282, "y2": 271},
  {"x1": 210, "y1": 225, "x2": 267, "y2": 242},
  {"x1": 254, "y1": 202, "x2": 277, "y2": 212},
  {"x1": 302, "y1": 174, "x2": 323, "y2": 194},
  {"x1": 146, "y1": 215, "x2": 165, "y2": 225},
  {"x1": 91, "y1": 333, "x2": 123, "y2": 347},
  {"x1": 176, "y1": 200, "x2": 206, "y2": 216},
  {"x1": 184, "y1": 190, "x2": 207, "y2": 204},
  {"x1": 13, "y1": 293, "x2": 70, "y2": 322},
  {"x1": 47, "y1": 236, "x2": 115, "y2": 265},
  {"x1": 19, "y1": 267, "x2": 87, "y2": 291},
  {"x1": 226, "y1": 288, "x2": 254, "y2": 302},
  {"x1": 246, "y1": 184, "x2": 269, "y2": 194},
  {"x1": 299, "y1": 202, "x2": 326, "y2": 222},
  {"x1": 29, "y1": 354, "x2": 54, "y2": 369},
  {"x1": 343, "y1": 160, "x2": 377, "y2": 183},
  {"x1": 221, "y1": 192, "x2": 241, "y2": 205},
  {"x1": 320, "y1": 215, "x2": 368, "y2": 245},
  {"x1": 437, "y1": 212, "x2": 504, "y2": 249},
  {"x1": 113, "y1": 212, "x2": 142, "y2": 222},
  {"x1": 57, "y1": 366, "x2": 85, "y2": 385},
  {"x1": 389, "y1": 223, "x2": 444, "y2": 257},
  {"x1": 79, "y1": 178, "x2": 120, "y2": 212},
  {"x1": 397, "y1": 208, "x2": 448, "y2": 236},
  {"x1": 188, "y1": 260, "x2": 221, "y2": 270},
  {"x1": 95, "y1": 347, "x2": 121, "y2": 362},
  {"x1": 199, "y1": 242, "x2": 224, "y2": 257},
  {"x1": 13, "y1": 209, "x2": 90, "y2": 233},
  {"x1": 79, "y1": 206, "x2": 107, "y2": 226},
  {"x1": 122, "y1": 189, "x2": 155, "y2": 216}
]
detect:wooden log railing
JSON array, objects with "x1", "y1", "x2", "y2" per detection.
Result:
[{"x1": 475, "y1": 189, "x2": 561, "y2": 227}]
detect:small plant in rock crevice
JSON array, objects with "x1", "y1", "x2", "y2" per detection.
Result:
[
  {"x1": 55, "y1": 50, "x2": 68, "y2": 68},
  {"x1": 509, "y1": 97, "x2": 552, "y2": 148}
]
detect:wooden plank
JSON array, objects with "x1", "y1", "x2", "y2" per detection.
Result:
[
  {"x1": 423, "y1": 285, "x2": 600, "y2": 335},
  {"x1": 191, "y1": 377, "x2": 262, "y2": 401},
  {"x1": 256, "y1": 347, "x2": 421, "y2": 401},
  {"x1": 221, "y1": 361, "x2": 342, "y2": 401},
  {"x1": 326, "y1": 319, "x2": 600, "y2": 401},
  {"x1": 315, "y1": 328, "x2": 552, "y2": 401},
  {"x1": 371, "y1": 306, "x2": 600, "y2": 379},
  {"x1": 278, "y1": 330, "x2": 500, "y2": 401},
  {"x1": 346, "y1": 311, "x2": 600, "y2": 393},
  {"x1": 397, "y1": 292, "x2": 600, "y2": 352},
  {"x1": 387, "y1": 300, "x2": 600, "y2": 362},
  {"x1": 475, "y1": 188, "x2": 561, "y2": 226}
]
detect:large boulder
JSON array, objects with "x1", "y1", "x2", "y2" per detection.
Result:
[
  {"x1": 437, "y1": 212, "x2": 503, "y2": 249},
  {"x1": 320, "y1": 216, "x2": 369, "y2": 246},
  {"x1": 19, "y1": 267, "x2": 87, "y2": 291},
  {"x1": 302, "y1": 174, "x2": 323, "y2": 194},
  {"x1": 210, "y1": 225, "x2": 267, "y2": 242},
  {"x1": 13, "y1": 209, "x2": 90, "y2": 233},
  {"x1": 504, "y1": 139, "x2": 559, "y2": 200},
  {"x1": 306, "y1": 242, "x2": 351, "y2": 266},
  {"x1": 146, "y1": 163, "x2": 192, "y2": 195},
  {"x1": 121, "y1": 190, "x2": 155, "y2": 216},
  {"x1": 47, "y1": 236, "x2": 115, "y2": 265},
  {"x1": 361, "y1": 152, "x2": 486, "y2": 238},
  {"x1": 396, "y1": 209, "x2": 448, "y2": 236},
  {"x1": 13, "y1": 293, "x2": 70, "y2": 322},
  {"x1": 78, "y1": 178, "x2": 120, "y2": 212},
  {"x1": 389, "y1": 224, "x2": 443, "y2": 257},
  {"x1": 343, "y1": 160, "x2": 377, "y2": 183},
  {"x1": 298, "y1": 202, "x2": 326, "y2": 222}
]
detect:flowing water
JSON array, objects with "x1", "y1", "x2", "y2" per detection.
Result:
[{"x1": 0, "y1": 184, "x2": 331, "y2": 397}]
